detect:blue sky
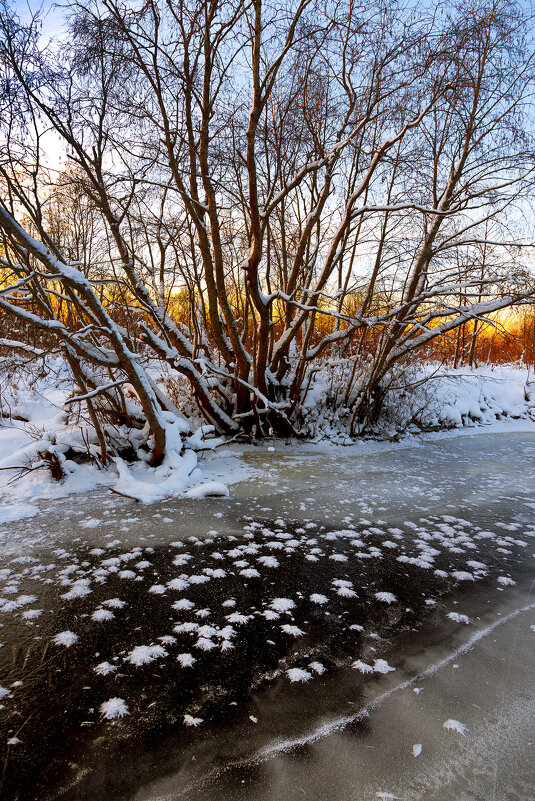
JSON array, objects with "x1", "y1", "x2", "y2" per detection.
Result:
[{"x1": 13, "y1": 0, "x2": 67, "y2": 38}]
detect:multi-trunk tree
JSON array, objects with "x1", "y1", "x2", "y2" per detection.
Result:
[{"x1": 1, "y1": 0, "x2": 534, "y2": 462}]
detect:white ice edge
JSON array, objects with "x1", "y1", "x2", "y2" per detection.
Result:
[{"x1": 241, "y1": 417, "x2": 535, "y2": 458}]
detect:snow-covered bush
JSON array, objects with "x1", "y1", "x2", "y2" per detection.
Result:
[{"x1": 293, "y1": 360, "x2": 535, "y2": 440}]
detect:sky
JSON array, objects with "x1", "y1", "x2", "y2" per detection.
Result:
[
  {"x1": 14, "y1": 0, "x2": 66, "y2": 34},
  {"x1": 12, "y1": 0, "x2": 68, "y2": 170}
]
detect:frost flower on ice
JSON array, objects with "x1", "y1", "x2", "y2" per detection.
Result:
[
  {"x1": 195, "y1": 637, "x2": 216, "y2": 651},
  {"x1": 16, "y1": 595, "x2": 36, "y2": 605},
  {"x1": 240, "y1": 568, "x2": 261, "y2": 578},
  {"x1": 91, "y1": 608, "x2": 114, "y2": 622},
  {"x1": 174, "y1": 622, "x2": 198, "y2": 634},
  {"x1": 149, "y1": 584, "x2": 167, "y2": 594},
  {"x1": 53, "y1": 631, "x2": 78, "y2": 647},
  {"x1": 188, "y1": 575, "x2": 210, "y2": 585},
  {"x1": 352, "y1": 659, "x2": 374, "y2": 674},
  {"x1": 310, "y1": 593, "x2": 328, "y2": 605},
  {"x1": 286, "y1": 668, "x2": 312, "y2": 683},
  {"x1": 173, "y1": 598, "x2": 195, "y2": 611},
  {"x1": 466, "y1": 560, "x2": 486, "y2": 570},
  {"x1": 280, "y1": 624, "x2": 304, "y2": 637},
  {"x1": 308, "y1": 662, "x2": 325, "y2": 675},
  {"x1": 197, "y1": 625, "x2": 217, "y2": 638},
  {"x1": 127, "y1": 644, "x2": 167, "y2": 666},
  {"x1": 100, "y1": 698, "x2": 129, "y2": 719},
  {"x1": 257, "y1": 556, "x2": 279, "y2": 568},
  {"x1": 447, "y1": 612, "x2": 471, "y2": 624},
  {"x1": 208, "y1": 569, "x2": 227, "y2": 578},
  {"x1": 22, "y1": 609, "x2": 42, "y2": 620},
  {"x1": 173, "y1": 554, "x2": 192, "y2": 566},
  {"x1": 177, "y1": 653, "x2": 196, "y2": 668},
  {"x1": 94, "y1": 661, "x2": 117, "y2": 676},
  {"x1": 103, "y1": 598, "x2": 125, "y2": 608},
  {"x1": 270, "y1": 598, "x2": 295, "y2": 614},
  {"x1": 443, "y1": 718, "x2": 468, "y2": 735},
  {"x1": 373, "y1": 659, "x2": 395, "y2": 674},
  {"x1": 497, "y1": 576, "x2": 516, "y2": 586},
  {"x1": 337, "y1": 586, "x2": 357, "y2": 597},
  {"x1": 226, "y1": 612, "x2": 251, "y2": 624},
  {"x1": 374, "y1": 592, "x2": 397, "y2": 604},
  {"x1": 167, "y1": 578, "x2": 189, "y2": 591},
  {"x1": 61, "y1": 581, "x2": 91, "y2": 600},
  {"x1": 184, "y1": 714, "x2": 203, "y2": 727},
  {"x1": 0, "y1": 601, "x2": 19, "y2": 612},
  {"x1": 451, "y1": 571, "x2": 474, "y2": 581}
]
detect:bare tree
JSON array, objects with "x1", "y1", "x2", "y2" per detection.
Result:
[{"x1": 1, "y1": 0, "x2": 534, "y2": 459}]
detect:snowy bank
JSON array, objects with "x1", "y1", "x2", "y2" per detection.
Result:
[
  {"x1": 0, "y1": 414, "x2": 241, "y2": 513},
  {"x1": 1, "y1": 360, "x2": 534, "y2": 515},
  {"x1": 0, "y1": 361, "x2": 240, "y2": 514},
  {"x1": 299, "y1": 363, "x2": 535, "y2": 441}
]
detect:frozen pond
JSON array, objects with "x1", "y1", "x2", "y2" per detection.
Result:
[{"x1": 0, "y1": 430, "x2": 534, "y2": 800}]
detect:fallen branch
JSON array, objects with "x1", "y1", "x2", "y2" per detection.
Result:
[
  {"x1": 194, "y1": 432, "x2": 241, "y2": 452},
  {"x1": 108, "y1": 486, "x2": 140, "y2": 502}
]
